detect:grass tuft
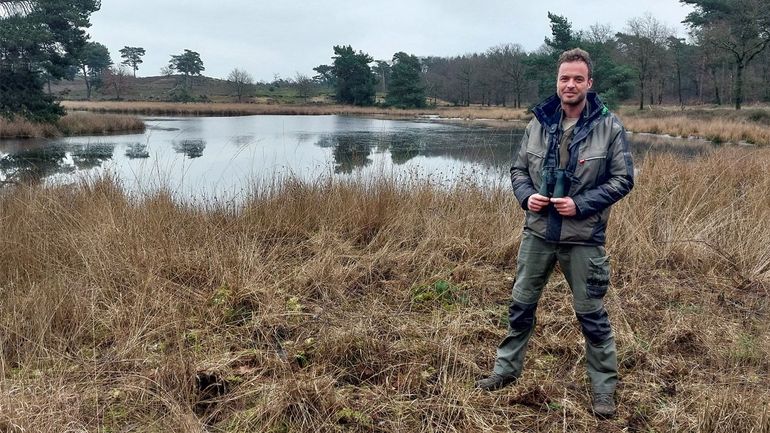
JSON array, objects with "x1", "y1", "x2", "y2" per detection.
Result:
[
  {"x1": 0, "y1": 147, "x2": 768, "y2": 431},
  {"x1": 0, "y1": 111, "x2": 145, "y2": 138}
]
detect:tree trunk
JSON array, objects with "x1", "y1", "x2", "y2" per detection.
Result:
[
  {"x1": 82, "y1": 65, "x2": 91, "y2": 100},
  {"x1": 763, "y1": 63, "x2": 770, "y2": 102},
  {"x1": 658, "y1": 78, "x2": 664, "y2": 105},
  {"x1": 639, "y1": 78, "x2": 645, "y2": 110},
  {"x1": 734, "y1": 61, "x2": 744, "y2": 110},
  {"x1": 648, "y1": 85, "x2": 654, "y2": 106},
  {"x1": 693, "y1": 77, "x2": 701, "y2": 103}
]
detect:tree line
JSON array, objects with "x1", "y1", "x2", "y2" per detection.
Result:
[
  {"x1": 2, "y1": 0, "x2": 769, "y2": 124},
  {"x1": 0, "y1": 1, "x2": 218, "y2": 116},
  {"x1": 312, "y1": 1, "x2": 770, "y2": 111}
]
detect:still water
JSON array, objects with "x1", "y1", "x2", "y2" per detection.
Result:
[{"x1": 0, "y1": 115, "x2": 712, "y2": 200}]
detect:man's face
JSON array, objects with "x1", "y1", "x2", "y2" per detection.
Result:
[{"x1": 556, "y1": 60, "x2": 592, "y2": 108}]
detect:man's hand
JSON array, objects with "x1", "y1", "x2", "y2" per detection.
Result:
[
  {"x1": 550, "y1": 197, "x2": 577, "y2": 217},
  {"x1": 527, "y1": 193, "x2": 551, "y2": 212}
]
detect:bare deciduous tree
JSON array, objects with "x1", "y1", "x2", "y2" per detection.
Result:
[
  {"x1": 683, "y1": 0, "x2": 770, "y2": 109},
  {"x1": 617, "y1": 14, "x2": 675, "y2": 109},
  {"x1": 487, "y1": 43, "x2": 528, "y2": 108},
  {"x1": 227, "y1": 68, "x2": 254, "y2": 103},
  {"x1": 293, "y1": 73, "x2": 315, "y2": 102},
  {"x1": 102, "y1": 66, "x2": 131, "y2": 100}
]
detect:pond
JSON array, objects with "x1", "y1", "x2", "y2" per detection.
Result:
[{"x1": 0, "y1": 115, "x2": 714, "y2": 200}]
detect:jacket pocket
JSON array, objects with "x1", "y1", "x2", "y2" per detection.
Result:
[
  {"x1": 526, "y1": 150, "x2": 545, "y2": 193},
  {"x1": 560, "y1": 212, "x2": 600, "y2": 242},
  {"x1": 586, "y1": 255, "x2": 610, "y2": 299},
  {"x1": 574, "y1": 152, "x2": 607, "y2": 189}
]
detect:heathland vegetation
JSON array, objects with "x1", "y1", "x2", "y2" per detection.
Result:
[
  {"x1": 1, "y1": 1, "x2": 769, "y2": 431},
  {"x1": 4, "y1": 1, "x2": 770, "y2": 142},
  {"x1": 0, "y1": 147, "x2": 768, "y2": 431},
  {"x1": 0, "y1": 111, "x2": 145, "y2": 139}
]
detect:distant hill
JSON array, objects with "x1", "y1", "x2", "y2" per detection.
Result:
[{"x1": 49, "y1": 75, "x2": 333, "y2": 104}]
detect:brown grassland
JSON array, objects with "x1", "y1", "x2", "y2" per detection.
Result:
[
  {"x1": 62, "y1": 100, "x2": 534, "y2": 122},
  {"x1": 62, "y1": 100, "x2": 770, "y2": 145},
  {"x1": 619, "y1": 106, "x2": 770, "y2": 145},
  {"x1": 0, "y1": 112, "x2": 145, "y2": 139},
  {"x1": 0, "y1": 146, "x2": 768, "y2": 432}
]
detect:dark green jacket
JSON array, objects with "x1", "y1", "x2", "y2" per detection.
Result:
[{"x1": 511, "y1": 92, "x2": 634, "y2": 245}]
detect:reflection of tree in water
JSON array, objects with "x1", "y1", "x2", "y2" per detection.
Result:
[
  {"x1": 420, "y1": 131, "x2": 518, "y2": 169},
  {"x1": 0, "y1": 144, "x2": 72, "y2": 183},
  {"x1": 71, "y1": 144, "x2": 115, "y2": 170},
  {"x1": 391, "y1": 129, "x2": 521, "y2": 169},
  {"x1": 626, "y1": 134, "x2": 714, "y2": 159},
  {"x1": 229, "y1": 135, "x2": 257, "y2": 147},
  {"x1": 173, "y1": 139, "x2": 206, "y2": 159},
  {"x1": 389, "y1": 132, "x2": 422, "y2": 165},
  {"x1": 295, "y1": 133, "x2": 316, "y2": 145},
  {"x1": 315, "y1": 128, "x2": 521, "y2": 171},
  {"x1": 311, "y1": 127, "x2": 716, "y2": 175},
  {"x1": 316, "y1": 134, "x2": 373, "y2": 174},
  {"x1": 0, "y1": 143, "x2": 118, "y2": 183},
  {"x1": 125, "y1": 143, "x2": 150, "y2": 159}
]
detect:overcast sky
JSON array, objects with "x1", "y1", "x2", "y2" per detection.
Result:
[{"x1": 88, "y1": 0, "x2": 695, "y2": 81}]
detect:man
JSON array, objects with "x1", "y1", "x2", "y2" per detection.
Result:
[{"x1": 475, "y1": 48, "x2": 634, "y2": 418}]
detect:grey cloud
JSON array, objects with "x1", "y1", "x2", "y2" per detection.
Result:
[{"x1": 89, "y1": 0, "x2": 693, "y2": 80}]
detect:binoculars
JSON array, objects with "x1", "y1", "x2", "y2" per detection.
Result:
[{"x1": 539, "y1": 168, "x2": 567, "y2": 198}]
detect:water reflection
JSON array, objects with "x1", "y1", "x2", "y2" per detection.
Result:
[
  {"x1": 314, "y1": 128, "x2": 518, "y2": 172},
  {"x1": 0, "y1": 144, "x2": 69, "y2": 182},
  {"x1": 317, "y1": 134, "x2": 373, "y2": 173},
  {"x1": 627, "y1": 133, "x2": 713, "y2": 159},
  {"x1": 173, "y1": 139, "x2": 206, "y2": 159},
  {"x1": 0, "y1": 143, "x2": 116, "y2": 183},
  {"x1": 0, "y1": 115, "x2": 720, "y2": 197},
  {"x1": 72, "y1": 144, "x2": 115, "y2": 170},
  {"x1": 390, "y1": 133, "x2": 421, "y2": 165},
  {"x1": 229, "y1": 135, "x2": 257, "y2": 147},
  {"x1": 125, "y1": 143, "x2": 150, "y2": 159}
]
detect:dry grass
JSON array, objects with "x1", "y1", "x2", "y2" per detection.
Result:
[
  {"x1": 619, "y1": 106, "x2": 770, "y2": 145},
  {"x1": 56, "y1": 111, "x2": 146, "y2": 136},
  {"x1": 622, "y1": 117, "x2": 770, "y2": 145},
  {"x1": 62, "y1": 100, "x2": 533, "y2": 121},
  {"x1": 0, "y1": 112, "x2": 145, "y2": 138},
  {"x1": 0, "y1": 116, "x2": 59, "y2": 138},
  {"x1": 0, "y1": 147, "x2": 768, "y2": 432},
  {"x1": 61, "y1": 101, "x2": 770, "y2": 145}
]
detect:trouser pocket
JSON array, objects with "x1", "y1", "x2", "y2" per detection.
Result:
[{"x1": 586, "y1": 256, "x2": 610, "y2": 299}]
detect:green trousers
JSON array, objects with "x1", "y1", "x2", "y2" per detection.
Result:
[{"x1": 493, "y1": 230, "x2": 618, "y2": 393}]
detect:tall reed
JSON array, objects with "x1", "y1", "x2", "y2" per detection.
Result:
[
  {"x1": 0, "y1": 147, "x2": 767, "y2": 432},
  {"x1": 63, "y1": 100, "x2": 532, "y2": 121},
  {"x1": 0, "y1": 112, "x2": 145, "y2": 138}
]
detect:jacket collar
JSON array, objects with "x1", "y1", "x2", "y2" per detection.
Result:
[{"x1": 532, "y1": 91, "x2": 606, "y2": 131}]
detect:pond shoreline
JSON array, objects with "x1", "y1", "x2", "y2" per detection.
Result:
[
  {"x1": 0, "y1": 112, "x2": 146, "y2": 139},
  {"x1": 0, "y1": 114, "x2": 523, "y2": 192},
  {"x1": 62, "y1": 100, "x2": 532, "y2": 121},
  {"x1": 59, "y1": 101, "x2": 770, "y2": 145}
]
